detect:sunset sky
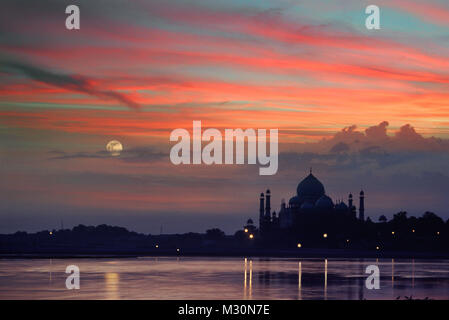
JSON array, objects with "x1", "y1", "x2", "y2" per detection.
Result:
[{"x1": 1, "y1": 0, "x2": 449, "y2": 234}]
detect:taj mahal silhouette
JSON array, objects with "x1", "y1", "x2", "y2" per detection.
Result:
[{"x1": 243, "y1": 170, "x2": 367, "y2": 247}]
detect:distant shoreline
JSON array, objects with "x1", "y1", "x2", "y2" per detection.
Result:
[{"x1": 1, "y1": 248, "x2": 449, "y2": 260}]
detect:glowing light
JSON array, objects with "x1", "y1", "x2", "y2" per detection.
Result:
[
  {"x1": 155, "y1": 244, "x2": 159, "y2": 248},
  {"x1": 412, "y1": 229, "x2": 415, "y2": 233},
  {"x1": 176, "y1": 248, "x2": 180, "y2": 252},
  {"x1": 437, "y1": 232, "x2": 440, "y2": 235},
  {"x1": 346, "y1": 239, "x2": 350, "y2": 243},
  {"x1": 376, "y1": 246, "x2": 380, "y2": 250},
  {"x1": 244, "y1": 258, "x2": 247, "y2": 298},
  {"x1": 323, "y1": 233, "x2": 328, "y2": 238},
  {"x1": 249, "y1": 260, "x2": 253, "y2": 299},
  {"x1": 104, "y1": 272, "x2": 120, "y2": 300},
  {"x1": 49, "y1": 231, "x2": 53, "y2": 235},
  {"x1": 297, "y1": 243, "x2": 302, "y2": 248},
  {"x1": 244, "y1": 228, "x2": 248, "y2": 233},
  {"x1": 249, "y1": 234, "x2": 254, "y2": 239},
  {"x1": 391, "y1": 231, "x2": 395, "y2": 235},
  {"x1": 324, "y1": 259, "x2": 328, "y2": 296}
]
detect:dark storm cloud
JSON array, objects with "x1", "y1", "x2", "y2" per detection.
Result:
[
  {"x1": 294, "y1": 121, "x2": 449, "y2": 154},
  {"x1": 330, "y1": 142, "x2": 350, "y2": 153},
  {"x1": 48, "y1": 147, "x2": 167, "y2": 162},
  {"x1": 48, "y1": 150, "x2": 109, "y2": 160},
  {"x1": 0, "y1": 60, "x2": 141, "y2": 110},
  {"x1": 279, "y1": 121, "x2": 449, "y2": 174}
]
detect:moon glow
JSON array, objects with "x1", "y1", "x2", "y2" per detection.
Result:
[{"x1": 106, "y1": 140, "x2": 123, "y2": 156}]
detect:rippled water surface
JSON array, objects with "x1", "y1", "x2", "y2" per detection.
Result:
[{"x1": 0, "y1": 257, "x2": 448, "y2": 299}]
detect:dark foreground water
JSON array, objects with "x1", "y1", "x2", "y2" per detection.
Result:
[{"x1": 0, "y1": 257, "x2": 448, "y2": 299}]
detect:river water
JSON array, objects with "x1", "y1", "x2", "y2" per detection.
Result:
[{"x1": 0, "y1": 257, "x2": 448, "y2": 299}]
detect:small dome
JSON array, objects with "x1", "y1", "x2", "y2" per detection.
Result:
[
  {"x1": 349, "y1": 193, "x2": 353, "y2": 198},
  {"x1": 360, "y1": 190, "x2": 364, "y2": 195},
  {"x1": 315, "y1": 195, "x2": 334, "y2": 209},
  {"x1": 300, "y1": 202, "x2": 314, "y2": 210},
  {"x1": 260, "y1": 193, "x2": 264, "y2": 197},
  {"x1": 335, "y1": 202, "x2": 349, "y2": 211},
  {"x1": 266, "y1": 189, "x2": 271, "y2": 194},
  {"x1": 247, "y1": 219, "x2": 253, "y2": 225},
  {"x1": 289, "y1": 196, "x2": 301, "y2": 206}
]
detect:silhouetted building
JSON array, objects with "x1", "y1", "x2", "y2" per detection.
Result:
[
  {"x1": 243, "y1": 218, "x2": 257, "y2": 235},
  {"x1": 258, "y1": 170, "x2": 365, "y2": 237},
  {"x1": 259, "y1": 193, "x2": 265, "y2": 234},
  {"x1": 359, "y1": 190, "x2": 365, "y2": 221}
]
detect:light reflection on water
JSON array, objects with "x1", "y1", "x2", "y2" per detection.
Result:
[
  {"x1": 104, "y1": 272, "x2": 119, "y2": 300},
  {"x1": 0, "y1": 257, "x2": 448, "y2": 300}
]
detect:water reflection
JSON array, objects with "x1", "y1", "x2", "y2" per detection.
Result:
[
  {"x1": 104, "y1": 273, "x2": 120, "y2": 300},
  {"x1": 0, "y1": 257, "x2": 448, "y2": 299},
  {"x1": 298, "y1": 261, "x2": 302, "y2": 300},
  {"x1": 240, "y1": 258, "x2": 434, "y2": 300},
  {"x1": 358, "y1": 259, "x2": 364, "y2": 300},
  {"x1": 243, "y1": 258, "x2": 247, "y2": 299},
  {"x1": 249, "y1": 260, "x2": 253, "y2": 299},
  {"x1": 324, "y1": 259, "x2": 328, "y2": 300},
  {"x1": 243, "y1": 258, "x2": 253, "y2": 299},
  {"x1": 49, "y1": 259, "x2": 52, "y2": 284},
  {"x1": 392, "y1": 258, "x2": 395, "y2": 288}
]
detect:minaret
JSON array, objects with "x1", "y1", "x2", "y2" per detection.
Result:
[
  {"x1": 259, "y1": 192, "x2": 264, "y2": 230},
  {"x1": 272, "y1": 211, "x2": 277, "y2": 227},
  {"x1": 348, "y1": 193, "x2": 357, "y2": 217},
  {"x1": 359, "y1": 190, "x2": 365, "y2": 221},
  {"x1": 265, "y1": 189, "x2": 271, "y2": 219}
]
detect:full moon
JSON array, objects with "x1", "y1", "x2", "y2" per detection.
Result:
[{"x1": 106, "y1": 140, "x2": 123, "y2": 156}]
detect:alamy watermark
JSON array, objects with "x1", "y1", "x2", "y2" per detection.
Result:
[
  {"x1": 365, "y1": 265, "x2": 380, "y2": 289},
  {"x1": 65, "y1": 265, "x2": 80, "y2": 289},
  {"x1": 365, "y1": 5, "x2": 380, "y2": 30},
  {"x1": 65, "y1": 5, "x2": 80, "y2": 30},
  {"x1": 64, "y1": 4, "x2": 379, "y2": 31},
  {"x1": 169, "y1": 121, "x2": 278, "y2": 175}
]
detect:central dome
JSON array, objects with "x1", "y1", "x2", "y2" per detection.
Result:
[{"x1": 297, "y1": 173, "x2": 325, "y2": 203}]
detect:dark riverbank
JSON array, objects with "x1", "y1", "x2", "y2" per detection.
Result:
[
  {"x1": 2, "y1": 247, "x2": 449, "y2": 259},
  {"x1": 2, "y1": 223, "x2": 449, "y2": 260}
]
